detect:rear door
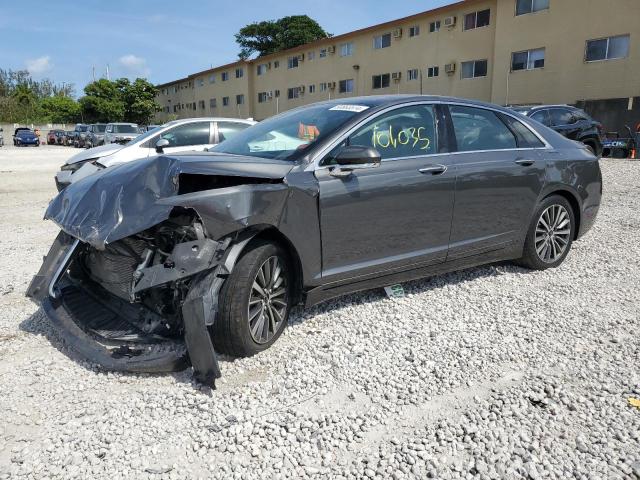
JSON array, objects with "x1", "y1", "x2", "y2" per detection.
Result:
[
  {"x1": 214, "y1": 121, "x2": 251, "y2": 145},
  {"x1": 445, "y1": 104, "x2": 547, "y2": 260},
  {"x1": 316, "y1": 103, "x2": 456, "y2": 282}
]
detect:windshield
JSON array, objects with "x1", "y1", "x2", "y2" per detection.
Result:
[
  {"x1": 113, "y1": 124, "x2": 138, "y2": 134},
  {"x1": 211, "y1": 103, "x2": 367, "y2": 160},
  {"x1": 77, "y1": 125, "x2": 89, "y2": 132},
  {"x1": 94, "y1": 124, "x2": 106, "y2": 133}
]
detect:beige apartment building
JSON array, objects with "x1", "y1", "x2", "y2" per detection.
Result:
[{"x1": 155, "y1": 0, "x2": 640, "y2": 130}]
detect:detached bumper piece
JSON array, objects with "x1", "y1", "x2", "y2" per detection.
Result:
[{"x1": 27, "y1": 231, "x2": 231, "y2": 387}]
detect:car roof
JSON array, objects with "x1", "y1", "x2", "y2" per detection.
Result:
[
  {"x1": 106, "y1": 122, "x2": 138, "y2": 125},
  {"x1": 161, "y1": 117, "x2": 257, "y2": 127}
]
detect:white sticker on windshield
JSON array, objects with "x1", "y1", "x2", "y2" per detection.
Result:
[{"x1": 329, "y1": 105, "x2": 370, "y2": 113}]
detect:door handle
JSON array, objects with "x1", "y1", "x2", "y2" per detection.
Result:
[
  {"x1": 419, "y1": 164, "x2": 447, "y2": 175},
  {"x1": 515, "y1": 159, "x2": 536, "y2": 166}
]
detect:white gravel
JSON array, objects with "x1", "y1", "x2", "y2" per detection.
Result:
[{"x1": 0, "y1": 145, "x2": 638, "y2": 480}]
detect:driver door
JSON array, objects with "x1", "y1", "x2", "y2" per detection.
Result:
[
  {"x1": 316, "y1": 103, "x2": 455, "y2": 283},
  {"x1": 148, "y1": 121, "x2": 215, "y2": 156}
]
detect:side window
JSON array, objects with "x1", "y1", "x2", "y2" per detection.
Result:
[
  {"x1": 106, "y1": 125, "x2": 112, "y2": 133},
  {"x1": 217, "y1": 122, "x2": 250, "y2": 142},
  {"x1": 530, "y1": 110, "x2": 550, "y2": 126},
  {"x1": 342, "y1": 105, "x2": 438, "y2": 161},
  {"x1": 549, "y1": 109, "x2": 575, "y2": 126},
  {"x1": 160, "y1": 122, "x2": 210, "y2": 147},
  {"x1": 498, "y1": 113, "x2": 545, "y2": 148},
  {"x1": 450, "y1": 105, "x2": 517, "y2": 151}
]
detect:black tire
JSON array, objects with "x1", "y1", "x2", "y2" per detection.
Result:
[
  {"x1": 213, "y1": 240, "x2": 292, "y2": 357},
  {"x1": 518, "y1": 195, "x2": 576, "y2": 270}
]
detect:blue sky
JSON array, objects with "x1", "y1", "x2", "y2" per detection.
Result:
[{"x1": 0, "y1": 0, "x2": 450, "y2": 96}]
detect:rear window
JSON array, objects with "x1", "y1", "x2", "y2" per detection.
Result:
[
  {"x1": 113, "y1": 124, "x2": 138, "y2": 134},
  {"x1": 498, "y1": 113, "x2": 545, "y2": 148}
]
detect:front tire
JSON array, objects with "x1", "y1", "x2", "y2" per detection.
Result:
[
  {"x1": 518, "y1": 195, "x2": 575, "y2": 270},
  {"x1": 213, "y1": 240, "x2": 292, "y2": 357}
]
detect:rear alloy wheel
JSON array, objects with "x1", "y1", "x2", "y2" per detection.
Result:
[
  {"x1": 518, "y1": 195, "x2": 575, "y2": 270},
  {"x1": 214, "y1": 240, "x2": 291, "y2": 357}
]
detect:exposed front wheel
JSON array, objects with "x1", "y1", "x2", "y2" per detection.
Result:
[
  {"x1": 214, "y1": 240, "x2": 292, "y2": 357},
  {"x1": 518, "y1": 195, "x2": 575, "y2": 270}
]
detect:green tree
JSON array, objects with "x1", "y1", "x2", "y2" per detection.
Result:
[
  {"x1": 235, "y1": 15, "x2": 330, "y2": 59},
  {"x1": 120, "y1": 78, "x2": 161, "y2": 125},
  {"x1": 39, "y1": 95, "x2": 80, "y2": 123}
]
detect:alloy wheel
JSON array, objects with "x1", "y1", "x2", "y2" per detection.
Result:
[
  {"x1": 247, "y1": 256, "x2": 287, "y2": 344},
  {"x1": 535, "y1": 204, "x2": 571, "y2": 263}
]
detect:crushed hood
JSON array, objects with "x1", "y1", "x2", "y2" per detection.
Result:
[
  {"x1": 45, "y1": 153, "x2": 294, "y2": 249},
  {"x1": 66, "y1": 143, "x2": 123, "y2": 165}
]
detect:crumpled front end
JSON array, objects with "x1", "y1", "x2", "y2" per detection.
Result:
[{"x1": 28, "y1": 153, "x2": 294, "y2": 386}]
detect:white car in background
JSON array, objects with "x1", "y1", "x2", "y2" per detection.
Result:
[{"x1": 55, "y1": 117, "x2": 256, "y2": 191}]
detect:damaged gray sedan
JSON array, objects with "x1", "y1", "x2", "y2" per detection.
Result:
[{"x1": 27, "y1": 96, "x2": 602, "y2": 385}]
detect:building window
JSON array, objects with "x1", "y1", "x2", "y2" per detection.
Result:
[
  {"x1": 274, "y1": 61, "x2": 280, "y2": 68},
  {"x1": 319, "y1": 82, "x2": 328, "y2": 92},
  {"x1": 461, "y1": 59, "x2": 488, "y2": 79},
  {"x1": 427, "y1": 66, "x2": 440, "y2": 78},
  {"x1": 372, "y1": 73, "x2": 391, "y2": 89},
  {"x1": 209, "y1": 74, "x2": 216, "y2": 84},
  {"x1": 319, "y1": 48, "x2": 327, "y2": 58},
  {"x1": 288, "y1": 87, "x2": 300, "y2": 100},
  {"x1": 464, "y1": 9, "x2": 491, "y2": 30},
  {"x1": 340, "y1": 42, "x2": 354, "y2": 57},
  {"x1": 288, "y1": 56, "x2": 300, "y2": 69},
  {"x1": 222, "y1": 96, "x2": 230, "y2": 107},
  {"x1": 586, "y1": 35, "x2": 630, "y2": 62},
  {"x1": 258, "y1": 92, "x2": 269, "y2": 103},
  {"x1": 409, "y1": 25, "x2": 420, "y2": 37},
  {"x1": 373, "y1": 33, "x2": 392, "y2": 49},
  {"x1": 197, "y1": 78, "x2": 204, "y2": 87},
  {"x1": 511, "y1": 48, "x2": 545, "y2": 71},
  {"x1": 198, "y1": 100, "x2": 205, "y2": 109},
  {"x1": 429, "y1": 20, "x2": 441, "y2": 33},
  {"x1": 407, "y1": 69, "x2": 419, "y2": 81},
  {"x1": 308, "y1": 51, "x2": 316, "y2": 61},
  {"x1": 257, "y1": 64, "x2": 267, "y2": 76},
  {"x1": 209, "y1": 98, "x2": 217, "y2": 109},
  {"x1": 274, "y1": 89, "x2": 280, "y2": 97},
  {"x1": 309, "y1": 84, "x2": 316, "y2": 94},
  {"x1": 236, "y1": 68, "x2": 244, "y2": 79},
  {"x1": 516, "y1": 0, "x2": 549, "y2": 16},
  {"x1": 236, "y1": 94, "x2": 245, "y2": 105},
  {"x1": 173, "y1": 86, "x2": 178, "y2": 93},
  {"x1": 221, "y1": 72, "x2": 229, "y2": 81},
  {"x1": 339, "y1": 79, "x2": 354, "y2": 93}
]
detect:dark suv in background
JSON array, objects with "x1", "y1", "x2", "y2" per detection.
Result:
[{"x1": 512, "y1": 105, "x2": 604, "y2": 157}]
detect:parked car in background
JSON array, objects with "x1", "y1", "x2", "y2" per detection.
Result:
[
  {"x1": 55, "y1": 130, "x2": 66, "y2": 145},
  {"x1": 55, "y1": 117, "x2": 255, "y2": 190},
  {"x1": 30, "y1": 96, "x2": 601, "y2": 385},
  {"x1": 140, "y1": 125, "x2": 160, "y2": 133},
  {"x1": 47, "y1": 130, "x2": 62, "y2": 145},
  {"x1": 63, "y1": 130, "x2": 76, "y2": 146},
  {"x1": 104, "y1": 123, "x2": 139, "y2": 145},
  {"x1": 85, "y1": 124, "x2": 106, "y2": 149},
  {"x1": 511, "y1": 105, "x2": 604, "y2": 157},
  {"x1": 13, "y1": 128, "x2": 40, "y2": 147},
  {"x1": 72, "y1": 124, "x2": 90, "y2": 148}
]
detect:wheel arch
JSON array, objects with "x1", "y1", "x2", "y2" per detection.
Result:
[
  {"x1": 541, "y1": 188, "x2": 581, "y2": 240},
  {"x1": 225, "y1": 226, "x2": 305, "y2": 306}
]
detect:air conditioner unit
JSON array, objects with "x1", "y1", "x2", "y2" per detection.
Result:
[
  {"x1": 392, "y1": 71, "x2": 402, "y2": 81},
  {"x1": 327, "y1": 45, "x2": 336, "y2": 54},
  {"x1": 443, "y1": 16, "x2": 456, "y2": 27},
  {"x1": 393, "y1": 28, "x2": 403, "y2": 38},
  {"x1": 328, "y1": 81, "x2": 337, "y2": 89},
  {"x1": 297, "y1": 53, "x2": 305, "y2": 62},
  {"x1": 266, "y1": 91, "x2": 273, "y2": 99},
  {"x1": 445, "y1": 62, "x2": 456, "y2": 75},
  {"x1": 298, "y1": 85, "x2": 306, "y2": 94}
]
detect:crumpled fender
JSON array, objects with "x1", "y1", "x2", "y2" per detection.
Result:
[{"x1": 45, "y1": 154, "x2": 293, "y2": 250}]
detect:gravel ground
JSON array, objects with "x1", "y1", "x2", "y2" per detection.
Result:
[{"x1": 0, "y1": 145, "x2": 638, "y2": 480}]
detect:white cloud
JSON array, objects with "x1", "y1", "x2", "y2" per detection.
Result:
[
  {"x1": 25, "y1": 56, "x2": 52, "y2": 75},
  {"x1": 118, "y1": 54, "x2": 151, "y2": 77}
]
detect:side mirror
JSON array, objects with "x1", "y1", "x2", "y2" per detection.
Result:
[
  {"x1": 329, "y1": 146, "x2": 381, "y2": 177},
  {"x1": 155, "y1": 138, "x2": 170, "y2": 153}
]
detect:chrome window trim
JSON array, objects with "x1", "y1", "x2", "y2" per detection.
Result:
[{"x1": 309, "y1": 100, "x2": 552, "y2": 172}]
